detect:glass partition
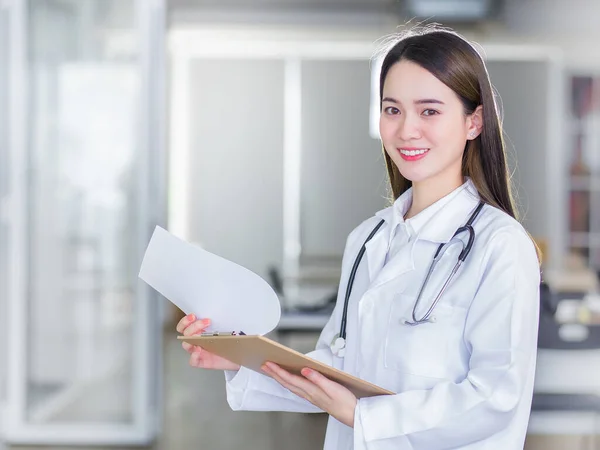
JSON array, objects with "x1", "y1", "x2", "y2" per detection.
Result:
[
  {"x1": 3, "y1": 0, "x2": 166, "y2": 445},
  {"x1": 0, "y1": 2, "x2": 10, "y2": 428}
]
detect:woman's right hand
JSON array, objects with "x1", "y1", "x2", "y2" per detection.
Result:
[{"x1": 177, "y1": 314, "x2": 241, "y2": 371}]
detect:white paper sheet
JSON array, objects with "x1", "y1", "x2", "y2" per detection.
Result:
[{"x1": 139, "y1": 226, "x2": 281, "y2": 335}]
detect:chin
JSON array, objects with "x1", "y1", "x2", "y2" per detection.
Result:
[{"x1": 397, "y1": 167, "x2": 430, "y2": 184}]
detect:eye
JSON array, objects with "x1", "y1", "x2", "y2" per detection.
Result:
[
  {"x1": 422, "y1": 109, "x2": 439, "y2": 116},
  {"x1": 383, "y1": 106, "x2": 400, "y2": 115}
]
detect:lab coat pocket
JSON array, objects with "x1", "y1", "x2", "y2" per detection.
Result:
[{"x1": 384, "y1": 294, "x2": 461, "y2": 379}]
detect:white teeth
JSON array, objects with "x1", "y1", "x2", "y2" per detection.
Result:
[{"x1": 400, "y1": 149, "x2": 428, "y2": 156}]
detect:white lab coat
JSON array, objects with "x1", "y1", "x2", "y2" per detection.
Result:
[{"x1": 225, "y1": 179, "x2": 540, "y2": 450}]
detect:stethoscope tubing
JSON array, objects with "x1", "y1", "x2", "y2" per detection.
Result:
[
  {"x1": 339, "y1": 201, "x2": 485, "y2": 338},
  {"x1": 339, "y1": 219, "x2": 385, "y2": 340}
]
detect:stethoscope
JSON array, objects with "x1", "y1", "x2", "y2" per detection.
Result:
[{"x1": 330, "y1": 201, "x2": 485, "y2": 358}]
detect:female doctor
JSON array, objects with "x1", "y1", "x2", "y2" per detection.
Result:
[{"x1": 178, "y1": 27, "x2": 541, "y2": 450}]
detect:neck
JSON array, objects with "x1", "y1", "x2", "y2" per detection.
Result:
[{"x1": 405, "y1": 174, "x2": 464, "y2": 219}]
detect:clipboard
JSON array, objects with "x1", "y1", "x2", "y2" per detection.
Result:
[{"x1": 178, "y1": 334, "x2": 394, "y2": 399}]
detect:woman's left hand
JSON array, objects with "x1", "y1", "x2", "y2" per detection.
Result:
[{"x1": 261, "y1": 362, "x2": 357, "y2": 428}]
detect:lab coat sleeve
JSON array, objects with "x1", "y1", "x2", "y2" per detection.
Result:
[
  {"x1": 354, "y1": 227, "x2": 540, "y2": 449},
  {"x1": 225, "y1": 223, "x2": 366, "y2": 413}
]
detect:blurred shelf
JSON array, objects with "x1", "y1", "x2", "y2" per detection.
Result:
[
  {"x1": 570, "y1": 233, "x2": 600, "y2": 248},
  {"x1": 569, "y1": 175, "x2": 600, "y2": 191}
]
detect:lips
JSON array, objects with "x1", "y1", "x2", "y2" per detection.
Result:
[{"x1": 398, "y1": 148, "x2": 429, "y2": 161}]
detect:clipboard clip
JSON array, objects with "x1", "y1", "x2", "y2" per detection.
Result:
[{"x1": 200, "y1": 331, "x2": 247, "y2": 336}]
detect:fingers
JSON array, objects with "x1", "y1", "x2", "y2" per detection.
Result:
[
  {"x1": 178, "y1": 314, "x2": 210, "y2": 355},
  {"x1": 262, "y1": 363, "x2": 308, "y2": 398},
  {"x1": 176, "y1": 313, "x2": 196, "y2": 334},
  {"x1": 262, "y1": 362, "x2": 319, "y2": 400},
  {"x1": 264, "y1": 362, "x2": 308, "y2": 387},
  {"x1": 300, "y1": 368, "x2": 334, "y2": 399},
  {"x1": 189, "y1": 350, "x2": 205, "y2": 368},
  {"x1": 183, "y1": 318, "x2": 211, "y2": 337},
  {"x1": 176, "y1": 313, "x2": 211, "y2": 335},
  {"x1": 182, "y1": 341, "x2": 203, "y2": 354}
]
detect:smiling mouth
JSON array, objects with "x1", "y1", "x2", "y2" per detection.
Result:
[{"x1": 398, "y1": 148, "x2": 429, "y2": 156}]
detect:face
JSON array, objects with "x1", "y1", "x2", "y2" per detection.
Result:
[{"x1": 379, "y1": 60, "x2": 481, "y2": 189}]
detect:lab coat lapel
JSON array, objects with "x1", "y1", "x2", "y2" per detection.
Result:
[
  {"x1": 368, "y1": 238, "x2": 416, "y2": 289},
  {"x1": 364, "y1": 190, "x2": 414, "y2": 286},
  {"x1": 365, "y1": 232, "x2": 388, "y2": 282},
  {"x1": 364, "y1": 180, "x2": 482, "y2": 290},
  {"x1": 364, "y1": 205, "x2": 393, "y2": 282}
]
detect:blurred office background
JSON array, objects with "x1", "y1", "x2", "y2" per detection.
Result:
[{"x1": 1, "y1": 0, "x2": 600, "y2": 449}]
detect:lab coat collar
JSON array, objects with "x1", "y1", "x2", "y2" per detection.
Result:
[
  {"x1": 416, "y1": 179, "x2": 481, "y2": 244},
  {"x1": 365, "y1": 179, "x2": 481, "y2": 288},
  {"x1": 373, "y1": 192, "x2": 408, "y2": 234},
  {"x1": 373, "y1": 178, "x2": 481, "y2": 244},
  {"x1": 365, "y1": 191, "x2": 411, "y2": 282}
]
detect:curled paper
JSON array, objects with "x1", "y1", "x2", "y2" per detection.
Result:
[{"x1": 139, "y1": 226, "x2": 281, "y2": 335}]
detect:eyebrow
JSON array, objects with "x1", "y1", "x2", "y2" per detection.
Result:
[{"x1": 381, "y1": 97, "x2": 445, "y2": 105}]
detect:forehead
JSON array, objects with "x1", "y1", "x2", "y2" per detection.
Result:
[{"x1": 382, "y1": 60, "x2": 454, "y2": 100}]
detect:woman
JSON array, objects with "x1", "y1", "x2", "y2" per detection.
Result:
[{"x1": 178, "y1": 27, "x2": 541, "y2": 449}]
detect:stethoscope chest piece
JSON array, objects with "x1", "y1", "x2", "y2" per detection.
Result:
[{"x1": 331, "y1": 335, "x2": 346, "y2": 357}]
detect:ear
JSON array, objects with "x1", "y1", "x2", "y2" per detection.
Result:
[{"x1": 467, "y1": 105, "x2": 483, "y2": 140}]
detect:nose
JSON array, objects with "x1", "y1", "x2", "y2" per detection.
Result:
[{"x1": 396, "y1": 113, "x2": 422, "y2": 141}]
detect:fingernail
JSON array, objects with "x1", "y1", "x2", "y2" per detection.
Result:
[
  {"x1": 301, "y1": 368, "x2": 312, "y2": 377},
  {"x1": 202, "y1": 318, "x2": 211, "y2": 325},
  {"x1": 187, "y1": 313, "x2": 195, "y2": 321}
]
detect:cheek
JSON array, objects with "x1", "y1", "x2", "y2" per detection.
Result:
[
  {"x1": 425, "y1": 120, "x2": 466, "y2": 153},
  {"x1": 379, "y1": 118, "x2": 392, "y2": 140},
  {"x1": 379, "y1": 119, "x2": 397, "y2": 151}
]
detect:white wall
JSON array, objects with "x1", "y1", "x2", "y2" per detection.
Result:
[
  {"x1": 489, "y1": 0, "x2": 600, "y2": 72},
  {"x1": 170, "y1": 0, "x2": 600, "y2": 66},
  {"x1": 503, "y1": 0, "x2": 599, "y2": 37},
  {"x1": 172, "y1": 0, "x2": 597, "y2": 280},
  {"x1": 300, "y1": 59, "x2": 388, "y2": 258},
  {"x1": 169, "y1": 0, "x2": 400, "y2": 29},
  {"x1": 186, "y1": 59, "x2": 285, "y2": 281},
  {"x1": 485, "y1": 58, "x2": 566, "y2": 266},
  {"x1": 181, "y1": 53, "x2": 390, "y2": 283}
]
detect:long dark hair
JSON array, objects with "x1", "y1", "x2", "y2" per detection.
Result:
[{"x1": 378, "y1": 28, "x2": 517, "y2": 220}]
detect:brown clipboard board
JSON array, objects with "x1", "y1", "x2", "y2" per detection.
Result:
[{"x1": 178, "y1": 334, "x2": 394, "y2": 399}]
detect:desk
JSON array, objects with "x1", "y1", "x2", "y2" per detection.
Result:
[
  {"x1": 272, "y1": 311, "x2": 330, "y2": 351},
  {"x1": 276, "y1": 311, "x2": 330, "y2": 333},
  {"x1": 528, "y1": 348, "x2": 600, "y2": 443},
  {"x1": 529, "y1": 288, "x2": 600, "y2": 439}
]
